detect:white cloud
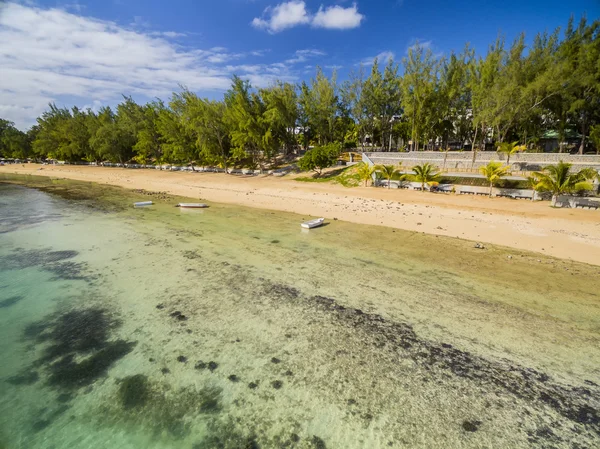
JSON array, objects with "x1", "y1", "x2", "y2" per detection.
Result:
[
  {"x1": 150, "y1": 30, "x2": 187, "y2": 38},
  {"x1": 361, "y1": 51, "x2": 395, "y2": 66},
  {"x1": 407, "y1": 40, "x2": 433, "y2": 53},
  {"x1": 312, "y1": 3, "x2": 364, "y2": 30},
  {"x1": 251, "y1": 1, "x2": 310, "y2": 33},
  {"x1": 0, "y1": 3, "x2": 283, "y2": 129},
  {"x1": 285, "y1": 49, "x2": 326, "y2": 64},
  {"x1": 252, "y1": 1, "x2": 364, "y2": 33}
]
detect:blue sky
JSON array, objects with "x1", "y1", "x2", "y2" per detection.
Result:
[{"x1": 1, "y1": 0, "x2": 598, "y2": 129}]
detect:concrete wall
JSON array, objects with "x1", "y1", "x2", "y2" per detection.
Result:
[
  {"x1": 364, "y1": 151, "x2": 600, "y2": 172},
  {"x1": 374, "y1": 180, "x2": 599, "y2": 208}
]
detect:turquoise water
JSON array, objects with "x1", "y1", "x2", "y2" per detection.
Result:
[{"x1": 0, "y1": 178, "x2": 599, "y2": 449}]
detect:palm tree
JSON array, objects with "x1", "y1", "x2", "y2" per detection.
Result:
[
  {"x1": 356, "y1": 162, "x2": 375, "y2": 187},
  {"x1": 479, "y1": 161, "x2": 509, "y2": 197},
  {"x1": 531, "y1": 161, "x2": 594, "y2": 207},
  {"x1": 375, "y1": 164, "x2": 404, "y2": 189},
  {"x1": 497, "y1": 141, "x2": 526, "y2": 166},
  {"x1": 411, "y1": 163, "x2": 441, "y2": 192}
]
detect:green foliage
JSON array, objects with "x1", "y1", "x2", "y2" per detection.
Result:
[
  {"x1": 531, "y1": 161, "x2": 594, "y2": 205},
  {"x1": 411, "y1": 163, "x2": 441, "y2": 191},
  {"x1": 374, "y1": 163, "x2": 404, "y2": 188},
  {"x1": 295, "y1": 165, "x2": 361, "y2": 187},
  {"x1": 479, "y1": 161, "x2": 510, "y2": 197},
  {"x1": 497, "y1": 141, "x2": 526, "y2": 164},
  {"x1": 0, "y1": 119, "x2": 31, "y2": 159},
  {"x1": 297, "y1": 143, "x2": 341, "y2": 175},
  {"x1": 356, "y1": 162, "x2": 375, "y2": 187},
  {"x1": 590, "y1": 125, "x2": 600, "y2": 154}
]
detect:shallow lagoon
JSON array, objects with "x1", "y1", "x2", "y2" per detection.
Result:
[{"x1": 0, "y1": 175, "x2": 599, "y2": 449}]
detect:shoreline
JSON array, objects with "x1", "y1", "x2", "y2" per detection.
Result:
[{"x1": 2, "y1": 163, "x2": 600, "y2": 266}]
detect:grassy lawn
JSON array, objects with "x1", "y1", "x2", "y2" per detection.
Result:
[{"x1": 294, "y1": 166, "x2": 362, "y2": 187}]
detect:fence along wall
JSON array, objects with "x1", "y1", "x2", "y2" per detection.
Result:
[{"x1": 363, "y1": 152, "x2": 600, "y2": 172}]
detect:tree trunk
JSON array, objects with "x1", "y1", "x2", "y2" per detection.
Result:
[
  {"x1": 579, "y1": 119, "x2": 587, "y2": 155},
  {"x1": 551, "y1": 194, "x2": 557, "y2": 207},
  {"x1": 489, "y1": 182, "x2": 493, "y2": 197},
  {"x1": 471, "y1": 127, "x2": 478, "y2": 169}
]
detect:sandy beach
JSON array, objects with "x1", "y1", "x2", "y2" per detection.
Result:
[{"x1": 2, "y1": 163, "x2": 600, "y2": 265}]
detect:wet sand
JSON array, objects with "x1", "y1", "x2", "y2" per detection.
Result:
[{"x1": 2, "y1": 164, "x2": 599, "y2": 266}]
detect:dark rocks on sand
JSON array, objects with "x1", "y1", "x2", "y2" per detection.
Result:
[
  {"x1": 248, "y1": 382, "x2": 259, "y2": 389},
  {"x1": 155, "y1": 304, "x2": 165, "y2": 310},
  {"x1": 169, "y1": 311, "x2": 188, "y2": 321},
  {"x1": 311, "y1": 435, "x2": 327, "y2": 448},
  {"x1": 57, "y1": 393, "x2": 73, "y2": 403},
  {"x1": 208, "y1": 361, "x2": 218, "y2": 372},
  {"x1": 462, "y1": 420, "x2": 482, "y2": 432},
  {"x1": 32, "y1": 308, "x2": 114, "y2": 360},
  {"x1": 271, "y1": 357, "x2": 281, "y2": 364},
  {"x1": 7, "y1": 370, "x2": 39, "y2": 385},
  {"x1": 195, "y1": 361, "x2": 207, "y2": 370},
  {"x1": 46, "y1": 340, "x2": 136, "y2": 389},
  {"x1": 0, "y1": 295, "x2": 24, "y2": 308},
  {"x1": 228, "y1": 375, "x2": 240, "y2": 382},
  {"x1": 271, "y1": 380, "x2": 283, "y2": 389},
  {"x1": 177, "y1": 355, "x2": 188, "y2": 363},
  {"x1": 290, "y1": 433, "x2": 300, "y2": 442},
  {"x1": 118, "y1": 374, "x2": 150, "y2": 410},
  {"x1": 284, "y1": 370, "x2": 294, "y2": 377},
  {"x1": 32, "y1": 419, "x2": 52, "y2": 433},
  {"x1": 161, "y1": 368, "x2": 170, "y2": 374}
]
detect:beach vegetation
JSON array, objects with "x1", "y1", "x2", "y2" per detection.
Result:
[
  {"x1": 356, "y1": 162, "x2": 376, "y2": 187},
  {"x1": 479, "y1": 161, "x2": 510, "y2": 197},
  {"x1": 530, "y1": 161, "x2": 594, "y2": 206},
  {"x1": 375, "y1": 164, "x2": 404, "y2": 188},
  {"x1": 496, "y1": 141, "x2": 527, "y2": 165},
  {"x1": 295, "y1": 165, "x2": 360, "y2": 187},
  {"x1": 410, "y1": 163, "x2": 441, "y2": 191},
  {"x1": 590, "y1": 125, "x2": 600, "y2": 155},
  {"x1": 298, "y1": 143, "x2": 341, "y2": 175}
]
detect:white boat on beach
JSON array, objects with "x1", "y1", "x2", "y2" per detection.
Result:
[
  {"x1": 301, "y1": 218, "x2": 325, "y2": 229},
  {"x1": 134, "y1": 201, "x2": 153, "y2": 207},
  {"x1": 176, "y1": 203, "x2": 208, "y2": 208}
]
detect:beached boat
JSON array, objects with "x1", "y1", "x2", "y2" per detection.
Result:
[
  {"x1": 301, "y1": 218, "x2": 325, "y2": 229},
  {"x1": 176, "y1": 203, "x2": 208, "y2": 208},
  {"x1": 134, "y1": 201, "x2": 153, "y2": 207}
]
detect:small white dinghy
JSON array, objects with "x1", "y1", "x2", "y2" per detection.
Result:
[
  {"x1": 176, "y1": 203, "x2": 208, "y2": 208},
  {"x1": 301, "y1": 217, "x2": 325, "y2": 229},
  {"x1": 134, "y1": 201, "x2": 153, "y2": 207}
]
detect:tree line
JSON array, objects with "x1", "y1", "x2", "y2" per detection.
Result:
[{"x1": 1, "y1": 17, "x2": 599, "y2": 166}]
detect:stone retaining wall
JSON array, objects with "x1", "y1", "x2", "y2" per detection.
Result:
[{"x1": 364, "y1": 152, "x2": 600, "y2": 171}]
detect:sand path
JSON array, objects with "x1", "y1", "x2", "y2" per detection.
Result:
[{"x1": 2, "y1": 164, "x2": 600, "y2": 265}]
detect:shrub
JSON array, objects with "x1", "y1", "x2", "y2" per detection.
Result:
[{"x1": 298, "y1": 143, "x2": 341, "y2": 175}]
